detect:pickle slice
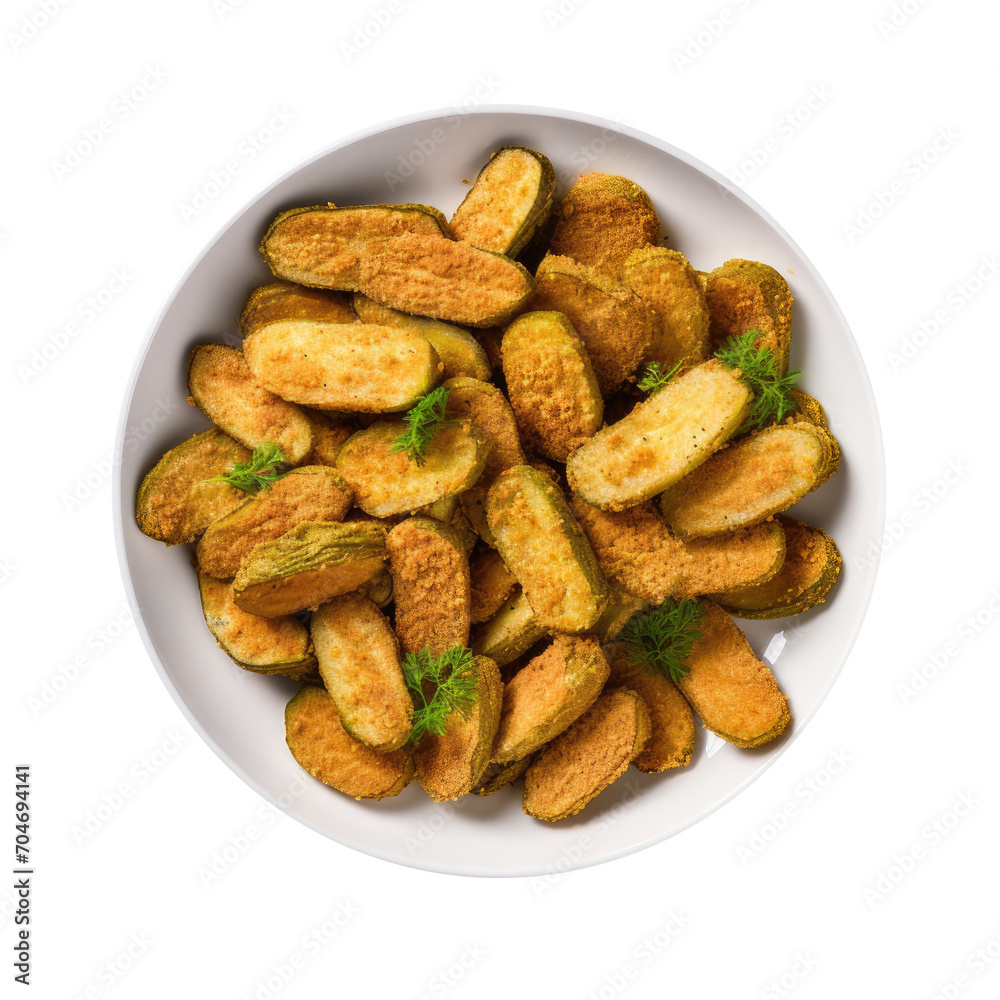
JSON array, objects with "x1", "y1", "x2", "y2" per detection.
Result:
[
  {"x1": 449, "y1": 145, "x2": 556, "y2": 257},
  {"x1": 232, "y1": 520, "x2": 386, "y2": 617},
  {"x1": 196, "y1": 466, "x2": 353, "y2": 580},
  {"x1": 672, "y1": 520, "x2": 786, "y2": 599},
  {"x1": 522, "y1": 687, "x2": 651, "y2": 822},
  {"x1": 486, "y1": 465, "x2": 608, "y2": 632},
  {"x1": 675, "y1": 601, "x2": 790, "y2": 748},
  {"x1": 413, "y1": 655, "x2": 503, "y2": 802},
  {"x1": 469, "y1": 548, "x2": 517, "y2": 625},
  {"x1": 566, "y1": 359, "x2": 753, "y2": 512},
  {"x1": 659, "y1": 422, "x2": 840, "y2": 537},
  {"x1": 260, "y1": 203, "x2": 449, "y2": 290},
  {"x1": 588, "y1": 583, "x2": 649, "y2": 643},
  {"x1": 711, "y1": 517, "x2": 842, "y2": 619},
  {"x1": 239, "y1": 281, "x2": 357, "y2": 336},
  {"x1": 473, "y1": 755, "x2": 532, "y2": 796},
  {"x1": 285, "y1": 686, "x2": 413, "y2": 800},
  {"x1": 197, "y1": 569, "x2": 316, "y2": 679},
  {"x1": 502, "y1": 311, "x2": 603, "y2": 461},
  {"x1": 311, "y1": 592, "x2": 412, "y2": 753},
  {"x1": 299, "y1": 409, "x2": 355, "y2": 467},
  {"x1": 243, "y1": 318, "x2": 440, "y2": 413},
  {"x1": 471, "y1": 588, "x2": 547, "y2": 667},
  {"x1": 136, "y1": 428, "x2": 250, "y2": 545},
  {"x1": 493, "y1": 635, "x2": 610, "y2": 764}
]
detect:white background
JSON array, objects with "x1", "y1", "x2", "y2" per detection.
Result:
[{"x1": 6, "y1": 0, "x2": 999, "y2": 997}]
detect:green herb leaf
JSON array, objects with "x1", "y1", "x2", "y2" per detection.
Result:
[
  {"x1": 207, "y1": 442, "x2": 287, "y2": 494},
  {"x1": 402, "y1": 645, "x2": 478, "y2": 744},
  {"x1": 620, "y1": 599, "x2": 707, "y2": 683},
  {"x1": 637, "y1": 359, "x2": 683, "y2": 394},
  {"x1": 715, "y1": 330, "x2": 800, "y2": 434},
  {"x1": 392, "y1": 387, "x2": 451, "y2": 467}
]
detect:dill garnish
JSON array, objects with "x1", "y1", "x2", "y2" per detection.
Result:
[
  {"x1": 392, "y1": 387, "x2": 451, "y2": 466},
  {"x1": 402, "y1": 645, "x2": 479, "y2": 744},
  {"x1": 207, "y1": 442, "x2": 287, "y2": 494},
  {"x1": 620, "y1": 599, "x2": 707, "y2": 683},
  {"x1": 637, "y1": 359, "x2": 683, "y2": 394},
  {"x1": 715, "y1": 331, "x2": 800, "y2": 434}
]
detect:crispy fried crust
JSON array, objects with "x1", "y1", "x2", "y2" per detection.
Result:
[
  {"x1": 386, "y1": 517, "x2": 471, "y2": 655},
  {"x1": 493, "y1": 635, "x2": 611, "y2": 763},
  {"x1": 659, "y1": 421, "x2": 840, "y2": 537},
  {"x1": 672, "y1": 520, "x2": 786, "y2": 599},
  {"x1": 469, "y1": 548, "x2": 518, "y2": 624},
  {"x1": 523, "y1": 687, "x2": 651, "y2": 821},
  {"x1": 603, "y1": 643, "x2": 695, "y2": 772},
  {"x1": 413, "y1": 656, "x2": 503, "y2": 801},
  {"x1": 712, "y1": 516, "x2": 842, "y2": 618},
  {"x1": 470, "y1": 588, "x2": 547, "y2": 667},
  {"x1": 136, "y1": 429, "x2": 249, "y2": 545},
  {"x1": 588, "y1": 583, "x2": 648, "y2": 643},
  {"x1": 473, "y1": 755, "x2": 532, "y2": 795},
  {"x1": 676, "y1": 601, "x2": 790, "y2": 748},
  {"x1": 311, "y1": 593, "x2": 412, "y2": 752},
  {"x1": 502, "y1": 311, "x2": 603, "y2": 461},
  {"x1": 443, "y1": 376, "x2": 525, "y2": 480},
  {"x1": 299, "y1": 409, "x2": 356, "y2": 466},
  {"x1": 197, "y1": 467, "x2": 353, "y2": 580},
  {"x1": 285, "y1": 685, "x2": 413, "y2": 800},
  {"x1": 239, "y1": 281, "x2": 357, "y2": 335}
]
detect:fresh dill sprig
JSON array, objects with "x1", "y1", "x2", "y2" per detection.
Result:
[
  {"x1": 637, "y1": 359, "x2": 683, "y2": 394},
  {"x1": 393, "y1": 387, "x2": 451, "y2": 466},
  {"x1": 402, "y1": 645, "x2": 479, "y2": 745},
  {"x1": 620, "y1": 599, "x2": 707, "y2": 684},
  {"x1": 715, "y1": 330, "x2": 801, "y2": 434},
  {"x1": 207, "y1": 442, "x2": 287, "y2": 494}
]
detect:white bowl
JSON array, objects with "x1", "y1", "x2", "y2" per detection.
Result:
[{"x1": 114, "y1": 106, "x2": 885, "y2": 877}]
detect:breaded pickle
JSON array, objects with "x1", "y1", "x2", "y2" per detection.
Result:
[
  {"x1": 232, "y1": 520, "x2": 386, "y2": 617},
  {"x1": 623, "y1": 247, "x2": 710, "y2": 370},
  {"x1": 356, "y1": 232, "x2": 534, "y2": 328},
  {"x1": 486, "y1": 465, "x2": 608, "y2": 632},
  {"x1": 449, "y1": 145, "x2": 556, "y2": 257},
  {"x1": 352, "y1": 293, "x2": 491, "y2": 382},
  {"x1": 789, "y1": 390, "x2": 829, "y2": 430},
  {"x1": 335, "y1": 421, "x2": 490, "y2": 517},
  {"x1": 549, "y1": 172, "x2": 661, "y2": 273},
  {"x1": 528, "y1": 254, "x2": 653, "y2": 396},
  {"x1": 704, "y1": 259, "x2": 793, "y2": 374},
  {"x1": 676, "y1": 601, "x2": 790, "y2": 748},
  {"x1": 469, "y1": 548, "x2": 517, "y2": 624},
  {"x1": 243, "y1": 318, "x2": 440, "y2": 413},
  {"x1": 285, "y1": 685, "x2": 413, "y2": 800},
  {"x1": 386, "y1": 517, "x2": 471, "y2": 655},
  {"x1": 471, "y1": 588, "x2": 547, "y2": 667},
  {"x1": 566, "y1": 359, "x2": 753, "y2": 512},
  {"x1": 502, "y1": 311, "x2": 603, "y2": 461},
  {"x1": 239, "y1": 281, "x2": 357, "y2": 335},
  {"x1": 299, "y1": 409, "x2": 355, "y2": 466},
  {"x1": 588, "y1": 583, "x2": 649, "y2": 643},
  {"x1": 473, "y1": 756, "x2": 532, "y2": 796},
  {"x1": 197, "y1": 466, "x2": 352, "y2": 579},
  {"x1": 197, "y1": 569, "x2": 317, "y2": 679},
  {"x1": 311, "y1": 593, "x2": 412, "y2": 752},
  {"x1": 260, "y1": 203, "x2": 449, "y2": 290},
  {"x1": 659, "y1": 421, "x2": 840, "y2": 537},
  {"x1": 523, "y1": 687, "x2": 651, "y2": 822},
  {"x1": 603, "y1": 642, "x2": 695, "y2": 772},
  {"x1": 712, "y1": 516, "x2": 842, "y2": 619},
  {"x1": 493, "y1": 635, "x2": 611, "y2": 763},
  {"x1": 672, "y1": 520, "x2": 786, "y2": 599},
  {"x1": 569, "y1": 497, "x2": 685, "y2": 605},
  {"x1": 136, "y1": 428, "x2": 250, "y2": 545},
  {"x1": 413, "y1": 655, "x2": 503, "y2": 801}
]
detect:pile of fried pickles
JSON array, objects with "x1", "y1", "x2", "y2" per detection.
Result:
[{"x1": 135, "y1": 145, "x2": 843, "y2": 822}]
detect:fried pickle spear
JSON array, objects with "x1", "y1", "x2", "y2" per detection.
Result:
[
  {"x1": 473, "y1": 756, "x2": 532, "y2": 796},
  {"x1": 386, "y1": 517, "x2": 471, "y2": 655},
  {"x1": 311, "y1": 593, "x2": 412, "y2": 753},
  {"x1": 492, "y1": 635, "x2": 610, "y2": 763},
  {"x1": 470, "y1": 588, "x2": 547, "y2": 667},
  {"x1": 501, "y1": 311, "x2": 603, "y2": 461},
  {"x1": 285, "y1": 686, "x2": 413, "y2": 800},
  {"x1": 197, "y1": 467, "x2": 353, "y2": 579},
  {"x1": 522, "y1": 687, "x2": 651, "y2": 822},
  {"x1": 712, "y1": 516, "x2": 842, "y2": 618},
  {"x1": 239, "y1": 281, "x2": 357, "y2": 334},
  {"x1": 469, "y1": 548, "x2": 517, "y2": 624},
  {"x1": 672, "y1": 520, "x2": 786, "y2": 599},
  {"x1": 566, "y1": 359, "x2": 753, "y2": 512},
  {"x1": 299, "y1": 410, "x2": 356, "y2": 466},
  {"x1": 659, "y1": 421, "x2": 840, "y2": 537},
  {"x1": 675, "y1": 600, "x2": 790, "y2": 748}
]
